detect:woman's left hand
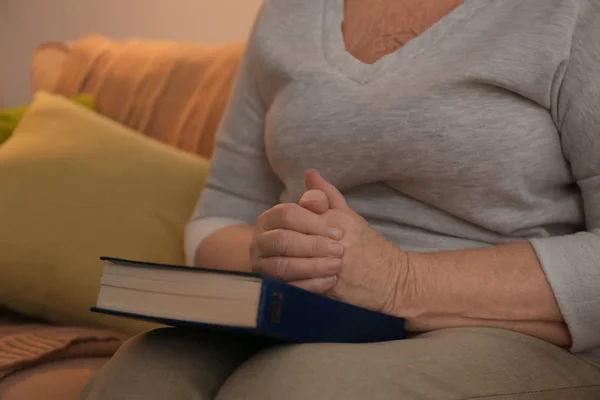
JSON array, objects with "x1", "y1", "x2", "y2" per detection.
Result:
[{"x1": 297, "y1": 170, "x2": 411, "y2": 314}]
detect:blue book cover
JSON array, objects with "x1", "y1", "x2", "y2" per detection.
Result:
[{"x1": 92, "y1": 257, "x2": 405, "y2": 344}]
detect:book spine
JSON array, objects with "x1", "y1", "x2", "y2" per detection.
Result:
[
  {"x1": 257, "y1": 280, "x2": 285, "y2": 322},
  {"x1": 255, "y1": 279, "x2": 406, "y2": 343}
]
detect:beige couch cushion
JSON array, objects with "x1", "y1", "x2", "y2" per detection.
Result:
[{"x1": 32, "y1": 35, "x2": 244, "y2": 159}]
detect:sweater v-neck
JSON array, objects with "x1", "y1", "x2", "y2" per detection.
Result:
[{"x1": 322, "y1": 0, "x2": 494, "y2": 85}]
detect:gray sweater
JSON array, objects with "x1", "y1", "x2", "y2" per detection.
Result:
[{"x1": 186, "y1": 0, "x2": 600, "y2": 358}]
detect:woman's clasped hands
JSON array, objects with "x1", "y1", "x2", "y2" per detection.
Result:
[{"x1": 250, "y1": 169, "x2": 411, "y2": 314}]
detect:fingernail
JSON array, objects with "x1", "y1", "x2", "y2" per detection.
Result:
[
  {"x1": 325, "y1": 227, "x2": 343, "y2": 240},
  {"x1": 321, "y1": 258, "x2": 342, "y2": 274},
  {"x1": 328, "y1": 243, "x2": 345, "y2": 256},
  {"x1": 301, "y1": 191, "x2": 320, "y2": 204}
]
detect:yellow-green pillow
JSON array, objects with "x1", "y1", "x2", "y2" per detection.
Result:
[
  {"x1": 0, "y1": 92, "x2": 209, "y2": 334},
  {"x1": 0, "y1": 94, "x2": 95, "y2": 145}
]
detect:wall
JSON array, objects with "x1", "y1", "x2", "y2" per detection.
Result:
[
  {"x1": 0, "y1": 1, "x2": 6, "y2": 108},
  {"x1": 2, "y1": 0, "x2": 262, "y2": 107}
]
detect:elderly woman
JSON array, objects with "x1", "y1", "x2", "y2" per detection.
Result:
[{"x1": 80, "y1": 0, "x2": 600, "y2": 399}]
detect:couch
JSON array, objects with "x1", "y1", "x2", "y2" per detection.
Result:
[{"x1": 0, "y1": 35, "x2": 245, "y2": 399}]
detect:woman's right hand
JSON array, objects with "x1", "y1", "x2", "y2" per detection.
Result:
[{"x1": 250, "y1": 203, "x2": 344, "y2": 293}]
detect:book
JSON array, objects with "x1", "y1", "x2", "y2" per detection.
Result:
[{"x1": 92, "y1": 257, "x2": 405, "y2": 343}]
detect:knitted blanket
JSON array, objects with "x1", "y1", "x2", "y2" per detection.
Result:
[{"x1": 0, "y1": 308, "x2": 127, "y2": 399}]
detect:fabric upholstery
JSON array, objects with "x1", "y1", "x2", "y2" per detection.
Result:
[{"x1": 40, "y1": 35, "x2": 244, "y2": 158}]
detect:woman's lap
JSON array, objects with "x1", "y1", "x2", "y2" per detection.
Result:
[
  {"x1": 80, "y1": 327, "x2": 600, "y2": 400},
  {"x1": 79, "y1": 328, "x2": 266, "y2": 400},
  {"x1": 219, "y1": 327, "x2": 600, "y2": 400}
]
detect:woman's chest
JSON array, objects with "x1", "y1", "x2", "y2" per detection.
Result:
[{"x1": 265, "y1": 71, "x2": 564, "y2": 202}]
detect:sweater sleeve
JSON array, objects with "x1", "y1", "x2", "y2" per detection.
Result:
[
  {"x1": 529, "y1": 0, "x2": 600, "y2": 353},
  {"x1": 184, "y1": 15, "x2": 284, "y2": 266}
]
